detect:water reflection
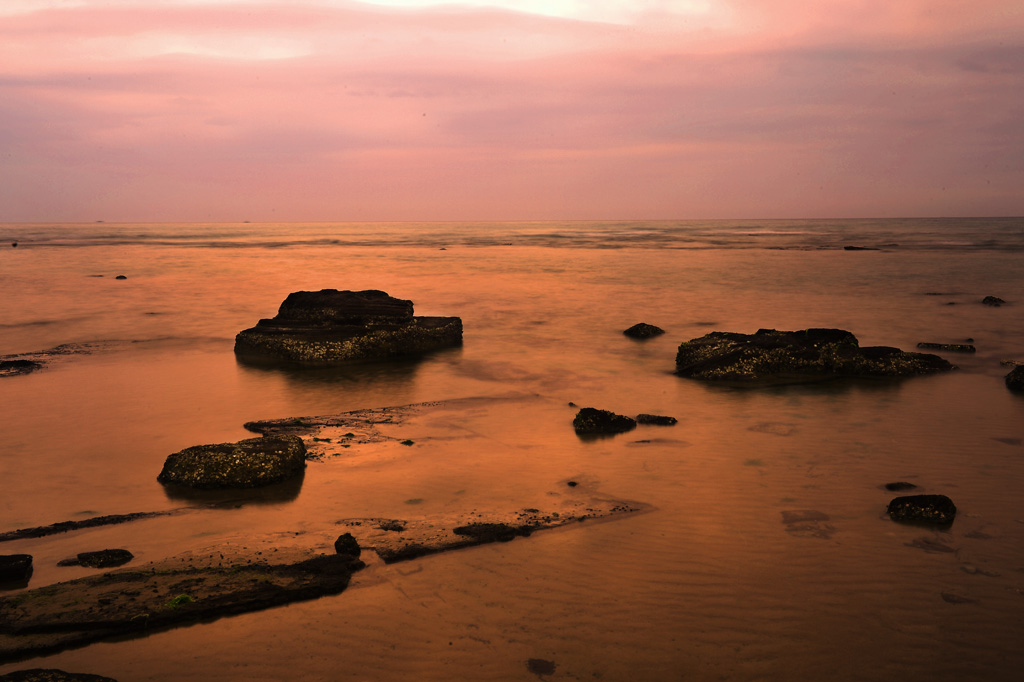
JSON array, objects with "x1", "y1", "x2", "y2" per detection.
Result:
[{"x1": 160, "y1": 470, "x2": 305, "y2": 505}]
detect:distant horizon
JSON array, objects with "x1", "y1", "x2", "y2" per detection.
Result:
[{"x1": 3, "y1": 1, "x2": 1022, "y2": 222}]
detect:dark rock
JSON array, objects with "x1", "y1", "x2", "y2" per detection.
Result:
[
  {"x1": 233, "y1": 289, "x2": 462, "y2": 367},
  {"x1": 114, "y1": 275, "x2": 127, "y2": 280},
  {"x1": 333, "y1": 533, "x2": 361, "y2": 559},
  {"x1": 0, "y1": 511, "x2": 175, "y2": 543},
  {"x1": 0, "y1": 360, "x2": 44, "y2": 377},
  {"x1": 1006, "y1": 365, "x2": 1024, "y2": 391},
  {"x1": 527, "y1": 659, "x2": 557, "y2": 677},
  {"x1": 843, "y1": 245, "x2": 880, "y2": 251},
  {"x1": 623, "y1": 323, "x2": 665, "y2": 339},
  {"x1": 0, "y1": 671, "x2": 117, "y2": 682},
  {"x1": 572, "y1": 407, "x2": 637, "y2": 435},
  {"x1": 377, "y1": 520, "x2": 405, "y2": 532},
  {"x1": 0, "y1": 555, "x2": 33, "y2": 582},
  {"x1": 884, "y1": 481, "x2": 918, "y2": 491},
  {"x1": 982, "y1": 296, "x2": 1005, "y2": 306},
  {"x1": 10, "y1": 243, "x2": 16, "y2": 248},
  {"x1": 636, "y1": 413, "x2": 677, "y2": 426},
  {"x1": 916, "y1": 342, "x2": 975, "y2": 353},
  {"x1": 887, "y1": 494, "x2": 957, "y2": 526},
  {"x1": 566, "y1": 481, "x2": 578, "y2": 487},
  {"x1": 56, "y1": 550, "x2": 133, "y2": 569},
  {"x1": 675, "y1": 328, "x2": 955, "y2": 383},
  {"x1": 157, "y1": 435, "x2": 306, "y2": 489},
  {"x1": 452, "y1": 523, "x2": 531, "y2": 543}
]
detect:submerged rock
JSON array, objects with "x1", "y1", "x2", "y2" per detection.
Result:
[
  {"x1": 623, "y1": 323, "x2": 665, "y2": 339},
  {"x1": 1006, "y1": 365, "x2": 1024, "y2": 391},
  {"x1": 0, "y1": 360, "x2": 44, "y2": 378},
  {"x1": 675, "y1": 328, "x2": 955, "y2": 383},
  {"x1": 884, "y1": 481, "x2": 918, "y2": 492},
  {"x1": 234, "y1": 289, "x2": 462, "y2": 367},
  {"x1": 572, "y1": 408, "x2": 637, "y2": 435},
  {"x1": 887, "y1": 494, "x2": 957, "y2": 526},
  {"x1": 0, "y1": 555, "x2": 33, "y2": 583},
  {"x1": 157, "y1": 435, "x2": 306, "y2": 489},
  {"x1": 982, "y1": 296, "x2": 1006, "y2": 306},
  {"x1": 636, "y1": 413, "x2": 677, "y2": 426}
]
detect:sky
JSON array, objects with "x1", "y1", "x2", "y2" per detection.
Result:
[{"x1": 1, "y1": 0, "x2": 1022, "y2": 221}]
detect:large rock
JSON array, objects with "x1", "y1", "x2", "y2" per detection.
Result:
[
  {"x1": 887, "y1": 494, "x2": 957, "y2": 526},
  {"x1": 157, "y1": 435, "x2": 306, "y2": 489},
  {"x1": 675, "y1": 328, "x2": 955, "y2": 383},
  {"x1": 234, "y1": 289, "x2": 462, "y2": 366},
  {"x1": 1006, "y1": 365, "x2": 1024, "y2": 391}
]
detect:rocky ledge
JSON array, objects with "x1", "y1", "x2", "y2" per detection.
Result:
[
  {"x1": 233, "y1": 289, "x2": 462, "y2": 367},
  {"x1": 675, "y1": 328, "x2": 955, "y2": 384},
  {"x1": 157, "y1": 435, "x2": 306, "y2": 489}
]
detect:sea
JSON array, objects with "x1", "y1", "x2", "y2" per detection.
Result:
[{"x1": 1, "y1": 218, "x2": 1023, "y2": 681}]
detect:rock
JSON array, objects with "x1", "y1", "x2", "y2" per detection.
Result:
[
  {"x1": 843, "y1": 245, "x2": 879, "y2": 251},
  {"x1": 333, "y1": 533, "x2": 361, "y2": 559},
  {"x1": 572, "y1": 407, "x2": 637, "y2": 435},
  {"x1": 0, "y1": 555, "x2": 33, "y2": 582},
  {"x1": 675, "y1": 328, "x2": 955, "y2": 383},
  {"x1": 0, "y1": 671, "x2": 117, "y2": 682},
  {"x1": 233, "y1": 289, "x2": 462, "y2": 367},
  {"x1": 982, "y1": 296, "x2": 1005, "y2": 306},
  {"x1": 10, "y1": 243, "x2": 16, "y2": 248},
  {"x1": 623, "y1": 323, "x2": 665, "y2": 339},
  {"x1": 1006, "y1": 365, "x2": 1024, "y2": 391},
  {"x1": 452, "y1": 523, "x2": 532, "y2": 543},
  {"x1": 0, "y1": 360, "x2": 44, "y2": 378},
  {"x1": 636, "y1": 413, "x2": 677, "y2": 426},
  {"x1": 916, "y1": 342, "x2": 976, "y2": 353},
  {"x1": 884, "y1": 481, "x2": 918, "y2": 491},
  {"x1": 887, "y1": 494, "x2": 957, "y2": 526},
  {"x1": 114, "y1": 275, "x2": 127, "y2": 280},
  {"x1": 67, "y1": 550, "x2": 134, "y2": 569},
  {"x1": 157, "y1": 435, "x2": 306, "y2": 489}
]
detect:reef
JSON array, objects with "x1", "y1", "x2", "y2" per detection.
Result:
[
  {"x1": 675, "y1": 328, "x2": 955, "y2": 384},
  {"x1": 233, "y1": 289, "x2": 462, "y2": 367}
]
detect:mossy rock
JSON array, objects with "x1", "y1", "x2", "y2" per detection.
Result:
[
  {"x1": 675, "y1": 328, "x2": 954, "y2": 383},
  {"x1": 157, "y1": 436, "x2": 306, "y2": 489}
]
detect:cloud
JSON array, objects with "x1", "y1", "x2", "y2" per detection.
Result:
[{"x1": 0, "y1": 0, "x2": 1021, "y2": 220}]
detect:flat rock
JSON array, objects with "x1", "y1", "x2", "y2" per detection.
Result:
[
  {"x1": 623, "y1": 323, "x2": 665, "y2": 339},
  {"x1": 234, "y1": 289, "x2": 462, "y2": 367},
  {"x1": 572, "y1": 408, "x2": 637, "y2": 435},
  {"x1": 157, "y1": 435, "x2": 306, "y2": 489},
  {"x1": 887, "y1": 494, "x2": 957, "y2": 526},
  {"x1": 636, "y1": 414, "x2": 677, "y2": 426},
  {"x1": 0, "y1": 556, "x2": 33, "y2": 583},
  {"x1": 675, "y1": 328, "x2": 955, "y2": 383},
  {"x1": 58, "y1": 550, "x2": 134, "y2": 569}
]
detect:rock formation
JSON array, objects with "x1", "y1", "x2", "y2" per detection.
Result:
[
  {"x1": 157, "y1": 435, "x2": 306, "y2": 489},
  {"x1": 234, "y1": 289, "x2": 462, "y2": 366},
  {"x1": 675, "y1": 328, "x2": 955, "y2": 383}
]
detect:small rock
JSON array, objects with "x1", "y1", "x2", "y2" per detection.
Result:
[
  {"x1": 0, "y1": 554, "x2": 33, "y2": 582},
  {"x1": 887, "y1": 494, "x2": 957, "y2": 526},
  {"x1": 572, "y1": 407, "x2": 637, "y2": 435},
  {"x1": 526, "y1": 658, "x2": 557, "y2": 677},
  {"x1": 843, "y1": 245, "x2": 880, "y2": 251},
  {"x1": 452, "y1": 522, "x2": 531, "y2": 543},
  {"x1": 0, "y1": 359, "x2": 45, "y2": 377},
  {"x1": 884, "y1": 481, "x2": 918, "y2": 491},
  {"x1": 11, "y1": 242, "x2": 17, "y2": 248},
  {"x1": 77, "y1": 549, "x2": 134, "y2": 569},
  {"x1": 1005, "y1": 365, "x2": 1024, "y2": 391},
  {"x1": 636, "y1": 413, "x2": 677, "y2": 426},
  {"x1": 115, "y1": 275, "x2": 127, "y2": 280},
  {"x1": 982, "y1": 296, "x2": 1005, "y2": 306},
  {"x1": 333, "y1": 533, "x2": 361, "y2": 559},
  {"x1": 567, "y1": 480, "x2": 578, "y2": 487},
  {"x1": 623, "y1": 323, "x2": 665, "y2": 339}
]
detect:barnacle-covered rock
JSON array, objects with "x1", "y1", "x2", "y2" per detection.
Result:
[
  {"x1": 233, "y1": 289, "x2": 462, "y2": 367},
  {"x1": 157, "y1": 435, "x2": 306, "y2": 489},
  {"x1": 675, "y1": 328, "x2": 954, "y2": 384}
]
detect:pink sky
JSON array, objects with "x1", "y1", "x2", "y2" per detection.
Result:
[{"x1": 1, "y1": 0, "x2": 1022, "y2": 221}]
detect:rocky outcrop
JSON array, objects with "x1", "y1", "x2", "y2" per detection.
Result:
[
  {"x1": 157, "y1": 436, "x2": 306, "y2": 489},
  {"x1": 234, "y1": 289, "x2": 462, "y2": 367},
  {"x1": 1006, "y1": 365, "x2": 1024, "y2": 391},
  {"x1": 623, "y1": 323, "x2": 665, "y2": 339},
  {"x1": 887, "y1": 494, "x2": 957, "y2": 526},
  {"x1": 675, "y1": 328, "x2": 955, "y2": 383},
  {"x1": 0, "y1": 555, "x2": 32, "y2": 583},
  {"x1": 572, "y1": 408, "x2": 637, "y2": 435}
]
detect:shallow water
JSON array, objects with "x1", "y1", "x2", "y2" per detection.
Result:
[{"x1": 1, "y1": 220, "x2": 1024, "y2": 681}]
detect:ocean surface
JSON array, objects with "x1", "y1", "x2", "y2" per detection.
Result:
[{"x1": 1, "y1": 218, "x2": 1023, "y2": 681}]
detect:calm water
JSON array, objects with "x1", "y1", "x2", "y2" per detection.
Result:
[{"x1": 1, "y1": 219, "x2": 1023, "y2": 681}]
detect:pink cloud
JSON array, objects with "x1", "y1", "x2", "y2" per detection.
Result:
[{"x1": 0, "y1": 1, "x2": 1021, "y2": 220}]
